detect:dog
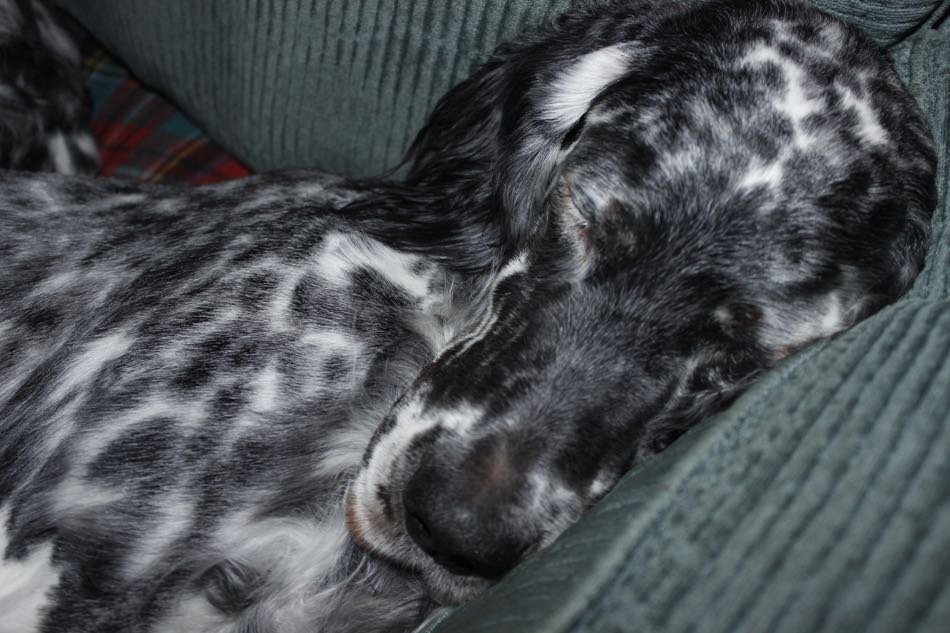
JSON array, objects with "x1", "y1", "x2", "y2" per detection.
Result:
[{"x1": 0, "y1": 0, "x2": 936, "y2": 632}]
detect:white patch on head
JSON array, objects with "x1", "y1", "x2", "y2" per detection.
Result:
[
  {"x1": 0, "y1": 505, "x2": 61, "y2": 633},
  {"x1": 713, "y1": 306, "x2": 733, "y2": 327},
  {"x1": 497, "y1": 250, "x2": 529, "y2": 281},
  {"x1": 837, "y1": 82, "x2": 888, "y2": 145},
  {"x1": 544, "y1": 44, "x2": 634, "y2": 131},
  {"x1": 424, "y1": 403, "x2": 485, "y2": 435},
  {"x1": 741, "y1": 44, "x2": 823, "y2": 150},
  {"x1": 525, "y1": 473, "x2": 584, "y2": 548}
]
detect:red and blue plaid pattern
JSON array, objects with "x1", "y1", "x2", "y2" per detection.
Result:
[{"x1": 79, "y1": 41, "x2": 251, "y2": 185}]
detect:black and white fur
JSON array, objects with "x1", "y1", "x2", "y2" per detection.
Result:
[
  {"x1": 0, "y1": 0, "x2": 98, "y2": 174},
  {"x1": 0, "y1": 1, "x2": 936, "y2": 632}
]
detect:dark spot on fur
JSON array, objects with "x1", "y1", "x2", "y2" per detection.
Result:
[
  {"x1": 89, "y1": 416, "x2": 179, "y2": 482},
  {"x1": 199, "y1": 560, "x2": 262, "y2": 615}
]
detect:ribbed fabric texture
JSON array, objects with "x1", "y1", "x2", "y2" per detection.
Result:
[
  {"x1": 818, "y1": 0, "x2": 945, "y2": 44},
  {"x1": 55, "y1": 2, "x2": 949, "y2": 632}
]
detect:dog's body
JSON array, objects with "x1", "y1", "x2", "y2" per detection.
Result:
[
  {"x1": 0, "y1": 170, "x2": 458, "y2": 632},
  {"x1": 0, "y1": 1, "x2": 936, "y2": 632}
]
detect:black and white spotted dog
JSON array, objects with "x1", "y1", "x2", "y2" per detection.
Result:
[{"x1": 0, "y1": 0, "x2": 936, "y2": 632}]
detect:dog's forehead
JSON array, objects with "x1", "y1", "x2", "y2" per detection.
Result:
[{"x1": 542, "y1": 43, "x2": 638, "y2": 133}]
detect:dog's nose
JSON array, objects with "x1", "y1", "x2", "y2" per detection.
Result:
[{"x1": 402, "y1": 456, "x2": 535, "y2": 579}]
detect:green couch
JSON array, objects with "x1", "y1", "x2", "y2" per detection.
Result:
[{"x1": 60, "y1": 1, "x2": 949, "y2": 631}]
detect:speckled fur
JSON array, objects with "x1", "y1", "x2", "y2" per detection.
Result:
[
  {"x1": 0, "y1": 1, "x2": 937, "y2": 632},
  {"x1": 0, "y1": 0, "x2": 98, "y2": 174}
]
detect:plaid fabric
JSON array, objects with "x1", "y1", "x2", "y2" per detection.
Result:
[{"x1": 78, "y1": 39, "x2": 251, "y2": 185}]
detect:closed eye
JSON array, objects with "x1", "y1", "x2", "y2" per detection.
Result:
[{"x1": 560, "y1": 111, "x2": 588, "y2": 150}]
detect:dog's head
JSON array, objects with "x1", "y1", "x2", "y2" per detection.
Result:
[{"x1": 347, "y1": 0, "x2": 936, "y2": 603}]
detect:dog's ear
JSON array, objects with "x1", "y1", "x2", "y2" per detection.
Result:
[
  {"x1": 406, "y1": 55, "x2": 507, "y2": 185},
  {"x1": 405, "y1": 53, "x2": 526, "y2": 253}
]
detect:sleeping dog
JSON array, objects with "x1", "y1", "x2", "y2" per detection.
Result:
[{"x1": 0, "y1": 1, "x2": 936, "y2": 632}]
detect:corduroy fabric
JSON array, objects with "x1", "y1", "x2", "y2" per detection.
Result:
[{"x1": 54, "y1": 2, "x2": 949, "y2": 632}]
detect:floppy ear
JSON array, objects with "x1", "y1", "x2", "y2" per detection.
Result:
[
  {"x1": 340, "y1": 58, "x2": 514, "y2": 275},
  {"x1": 406, "y1": 28, "x2": 640, "y2": 255},
  {"x1": 405, "y1": 51, "x2": 535, "y2": 256},
  {"x1": 406, "y1": 55, "x2": 507, "y2": 186}
]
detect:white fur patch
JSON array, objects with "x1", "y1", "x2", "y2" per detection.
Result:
[
  {"x1": 760, "y1": 292, "x2": 851, "y2": 354},
  {"x1": 315, "y1": 233, "x2": 432, "y2": 299},
  {"x1": 51, "y1": 478, "x2": 124, "y2": 517},
  {"x1": 74, "y1": 132, "x2": 99, "y2": 162},
  {"x1": 742, "y1": 44, "x2": 823, "y2": 149},
  {"x1": 837, "y1": 83, "x2": 888, "y2": 145},
  {"x1": 544, "y1": 45, "x2": 634, "y2": 130},
  {"x1": 250, "y1": 361, "x2": 282, "y2": 412},
  {"x1": 46, "y1": 132, "x2": 74, "y2": 175},
  {"x1": 48, "y1": 329, "x2": 134, "y2": 404},
  {"x1": 0, "y1": 505, "x2": 60, "y2": 633},
  {"x1": 740, "y1": 159, "x2": 785, "y2": 191}
]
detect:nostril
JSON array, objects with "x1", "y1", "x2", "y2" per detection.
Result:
[{"x1": 406, "y1": 508, "x2": 482, "y2": 576}]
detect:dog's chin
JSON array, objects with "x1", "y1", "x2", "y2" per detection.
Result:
[{"x1": 419, "y1": 562, "x2": 494, "y2": 605}]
